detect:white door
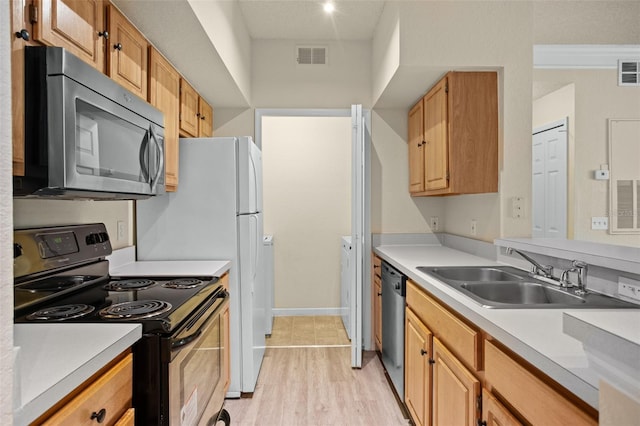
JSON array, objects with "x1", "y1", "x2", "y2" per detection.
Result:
[
  {"x1": 532, "y1": 118, "x2": 568, "y2": 238},
  {"x1": 350, "y1": 105, "x2": 370, "y2": 368}
]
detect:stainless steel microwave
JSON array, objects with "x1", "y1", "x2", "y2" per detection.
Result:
[{"x1": 14, "y1": 46, "x2": 165, "y2": 200}]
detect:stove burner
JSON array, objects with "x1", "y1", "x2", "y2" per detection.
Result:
[
  {"x1": 26, "y1": 304, "x2": 95, "y2": 321},
  {"x1": 104, "y1": 279, "x2": 157, "y2": 291},
  {"x1": 99, "y1": 300, "x2": 172, "y2": 320},
  {"x1": 162, "y1": 278, "x2": 204, "y2": 289}
]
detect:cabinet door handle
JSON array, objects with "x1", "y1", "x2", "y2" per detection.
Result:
[
  {"x1": 428, "y1": 358, "x2": 435, "y2": 365},
  {"x1": 114, "y1": 43, "x2": 122, "y2": 51},
  {"x1": 15, "y1": 29, "x2": 30, "y2": 41},
  {"x1": 98, "y1": 30, "x2": 109, "y2": 39},
  {"x1": 377, "y1": 292, "x2": 382, "y2": 296},
  {"x1": 420, "y1": 349, "x2": 427, "y2": 356},
  {"x1": 201, "y1": 116, "x2": 206, "y2": 120},
  {"x1": 90, "y1": 408, "x2": 107, "y2": 423}
]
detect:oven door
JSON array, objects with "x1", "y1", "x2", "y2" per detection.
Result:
[{"x1": 169, "y1": 290, "x2": 229, "y2": 426}]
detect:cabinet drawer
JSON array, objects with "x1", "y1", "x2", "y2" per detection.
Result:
[
  {"x1": 484, "y1": 340, "x2": 596, "y2": 426},
  {"x1": 40, "y1": 353, "x2": 133, "y2": 425},
  {"x1": 406, "y1": 281, "x2": 480, "y2": 370}
]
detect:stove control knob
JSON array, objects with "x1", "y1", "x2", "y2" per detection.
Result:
[
  {"x1": 90, "y1": 408, "x2": 107, "y2": 423},
  {"x1": 100, "y1": 232, "x2": 110, "y2": 242},
  {"x1": 86, "y1": 234, "x2": 96, "y2": 245}
]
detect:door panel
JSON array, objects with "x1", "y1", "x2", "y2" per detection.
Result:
[
  {"x1": 425, "y1": 79, "x2": 449, "y2": 191},
  {"x1": 409, "y1": 100, "x2": 425, "y2": 192}
]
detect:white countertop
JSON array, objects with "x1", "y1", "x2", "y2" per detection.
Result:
[
  {"x1": 563, "y1": 310, "x2": 640, "y2": 400},
  {"x1": 374, "y1": 244, "x2": 639, "y2": 409},
  {"x1": 13, "y1": 323, "x2": 142, "y2": 426},
  {"x1": 108, "y1": 246, "x2": 231, "y2": 277},
  {"x1": 110, "y1": 260, "x2": 231, "y2": 278}
]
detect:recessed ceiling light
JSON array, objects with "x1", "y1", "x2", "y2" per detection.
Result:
[{"x1": 323, "y1": 2, "x2": 335, "y2": 14}]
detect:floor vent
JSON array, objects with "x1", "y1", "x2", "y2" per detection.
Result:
[
  {"x1": 297, "y1": 46, "x2": 328, "y2": 65},
  {"x1": 618, "y1": 60, "x2": 640, "y2": 86}
]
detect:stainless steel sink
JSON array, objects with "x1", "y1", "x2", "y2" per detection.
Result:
[{"x1": 417, "y1": 266, "x2": 639, "y2": 309}]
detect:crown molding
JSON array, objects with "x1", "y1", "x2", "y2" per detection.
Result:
[{"x1": 534, "y1": 44, "x2": 640, "y2": 69}]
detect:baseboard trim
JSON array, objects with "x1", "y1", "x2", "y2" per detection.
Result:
[{"x1": 273, "y1": 307, "x2": 346, "y2": 316}]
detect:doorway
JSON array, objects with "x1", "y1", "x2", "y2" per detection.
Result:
[{"x1": 255, "y1": 108, "x2": 370, "y2": 368}]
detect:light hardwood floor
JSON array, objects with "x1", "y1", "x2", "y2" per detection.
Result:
[{"x1": 224, "y1": 347, "x2": 410, "y2": 425}]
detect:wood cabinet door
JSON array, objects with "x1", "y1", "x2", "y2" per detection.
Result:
[
  {"x1": 198, "y1": 97, "x2": 213, "y2": 137},
  {"x1": 114, "y1": 408, "x2": 135, "y2": 426},
  {"x1": 405, "y1": 308, "x2": 433, "y2": 426},
  {"x1": 34, "y1": 0, "x2": 105, "y2": 71},
  {"x1": 408, "y1": 99, "x2": 425, "y2": 193},
  {"x1": 179, "y1": 79, "x2": 199, "y2": 137},
  {"x1": 432, "y1": 337, "x2": 480, "y2": 426},
  {"x1": 11, "y1": 0, "x2": 33, "y2": 176},
  {"x1": 424, "y1": 78, "x2": 449, "y2": 191},
  {"x1": 148, "y1": 47, "x2": 180, "y2": 192},
  {"x1": 107, "y1": 5, "x2": 148, "y2": 100},
  {"x1": 482, "y1": 389, "x2": 522, "y2": 426},
  {"x1": 374, "y1": 276, "x2": 382, "y2": 351}
]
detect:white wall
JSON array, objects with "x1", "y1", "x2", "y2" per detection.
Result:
[
  {"x1": 187, "y1": 0, "x2": 252, "y2": 102},
  {"x1": 262, "y1": 116, "x2": 351, "y2": 309},
  {"x1": 371, "y1": 109, "x2": 445, "y2": 233},
  {"x1": 534, "y1": 69, "x2": 640, "y2": 247},
  {"x1": 252, "y1": 39, "x2": 372, "y2": 108},
  {"x1": 13, "y1": 200, "x2": 134, "y2": 249},
  {"x1": 1, "y1": 2, "x2": 13, "y2": 422},
  {"x1": 372, "y1": 3, "x2": 400, "y2": 105}
]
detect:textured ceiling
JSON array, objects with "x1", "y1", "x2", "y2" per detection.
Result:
[{"x1": 238, "y1": 0, "x2": 386, "y2": 40}]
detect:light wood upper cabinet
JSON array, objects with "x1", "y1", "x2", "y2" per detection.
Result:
[
  {"x1": 432, "y1": 337, "x2": 480, "y2": 426},
  {"x1": 198, "y1": 97, "x2": 213, "y2": 137},
  {"x1": 11, "y1": 0, "x2": 31, "y2": 176},
  {"x1": 148, "y1": 47, "x2": 180, "y2": 192},
  {"x1": 179, "y1": 78, "x2": 200, "y2": 137},
  {"x1": 405, "y1": 308, "x2": 432, "y2": 426},
  {"x1": 32, "y1": 0, "x2": 106, "y2": 72},
  {"x1": 481, "y1": 388, "x2": 523, "y2": 426},
  {"x1": 106, "y1": 4, "x2": 148, "y2": 100},
  {"x1": 408, "y1": 100, "x2": 425, "y2": 193},
  {"x1": 408, "y1": 71, "x2": 498, "y2": 196},
  {"x1": 424, "y1": 78, "x2": 449, "y2": 191}
]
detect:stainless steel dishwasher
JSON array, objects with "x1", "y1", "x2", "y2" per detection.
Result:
[{"x1": 381, "y1": 261, "x2": 407, "y2": 400}]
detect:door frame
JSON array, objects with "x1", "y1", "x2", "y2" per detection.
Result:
[{"x1": 255, "y1": 108, "x2": 372, "y2": 367}]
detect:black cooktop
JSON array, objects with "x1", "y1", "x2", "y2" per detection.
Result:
[{"x1": 14, "y1": 275, "x2": 221, "y2": 334}]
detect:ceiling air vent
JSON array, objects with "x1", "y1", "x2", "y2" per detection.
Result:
[
  {"x1": 296, "y1": 46, "x2": 328, "y2": 66},
  {"x1": 618, "y1": 60, "x2": 640, "y2": 86}
]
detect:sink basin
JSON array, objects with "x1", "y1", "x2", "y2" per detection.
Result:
[
  {"x1": 460, "y1": 282, "x2": 586, "y2": 305},
  {"x1": 423, "y1": 266, "x2": 524, "y2": 282},
  {"x1": 418, "y1": 266, "x2": 639, "y2": 309}
]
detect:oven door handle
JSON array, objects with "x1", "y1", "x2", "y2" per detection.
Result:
[{"x1": 170, "y1": 290, "x2": 228, "y2": 351}]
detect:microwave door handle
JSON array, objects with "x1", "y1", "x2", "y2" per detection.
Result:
[
  {"x1": 149, "y1": 125, "x2": 164, "y2": 191},
  {"x1": 139, "y1": 130, "x2": 151, "y2": 181}
]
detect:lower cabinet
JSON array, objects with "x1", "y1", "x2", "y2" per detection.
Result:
[
  {"x1": 223, "y1": 303, "x2": 231, "y2": 393},
  {"x1": 405, "y1": 308, "x2": 432, "y2": 426},
  {"x1": 432, "y1": 338, "x2": 480, "y2": 426},
  {"x1": 36, "y1": 351, "x2": 134, "y2": 425},
  {"x1": 404, "y1": 279, "x2": 597, "y2": 426},
  {"x1": 372, "y1": 254, "x2": 382, "y2": 351},
  {"x1": 481, "y1": 389, "x2": 522, "y2": 426}
]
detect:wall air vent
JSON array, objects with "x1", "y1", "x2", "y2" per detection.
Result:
[
  {"x1": 618, "y1": 60, "x2": 640, "y2": 86},
  {"x1": 296, "y1": 46, "x2": 328, "y2": 66}
]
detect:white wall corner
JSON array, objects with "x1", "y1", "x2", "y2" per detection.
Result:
[{"x1": 372, "y1": 3, "x2": 400, "y2": 105}]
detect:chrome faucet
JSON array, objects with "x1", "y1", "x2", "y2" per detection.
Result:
[
  {"x1": 559, "y1": 261, "x2": 589, "y2": 293},
  {"x1": 505, "y1": 247, "x2": 554, "y2": 279}
]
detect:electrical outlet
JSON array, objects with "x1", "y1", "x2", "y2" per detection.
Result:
[
  {"x1": 512, "y1": 196, "x2": 524, "y2": 219},
  {"x1": 591, "y1": 217, "x2": 608, "y2": 230},
  {"x1": 619, "y1": 277, "x2": 640, "y2": 303},
  {"x1": 117, "y1": 221, "x2": 126, "y2": 240},
  {"x1": 470, "y1": 219, "x2": 477, "y2": 236},
  {"x1": 430, "y1": 216, "x2": 439, "y2": 231}
]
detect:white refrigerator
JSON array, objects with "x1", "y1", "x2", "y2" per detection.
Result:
[{"x1": 136, "y1": 136, "x2": 265, "y2": 396}]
